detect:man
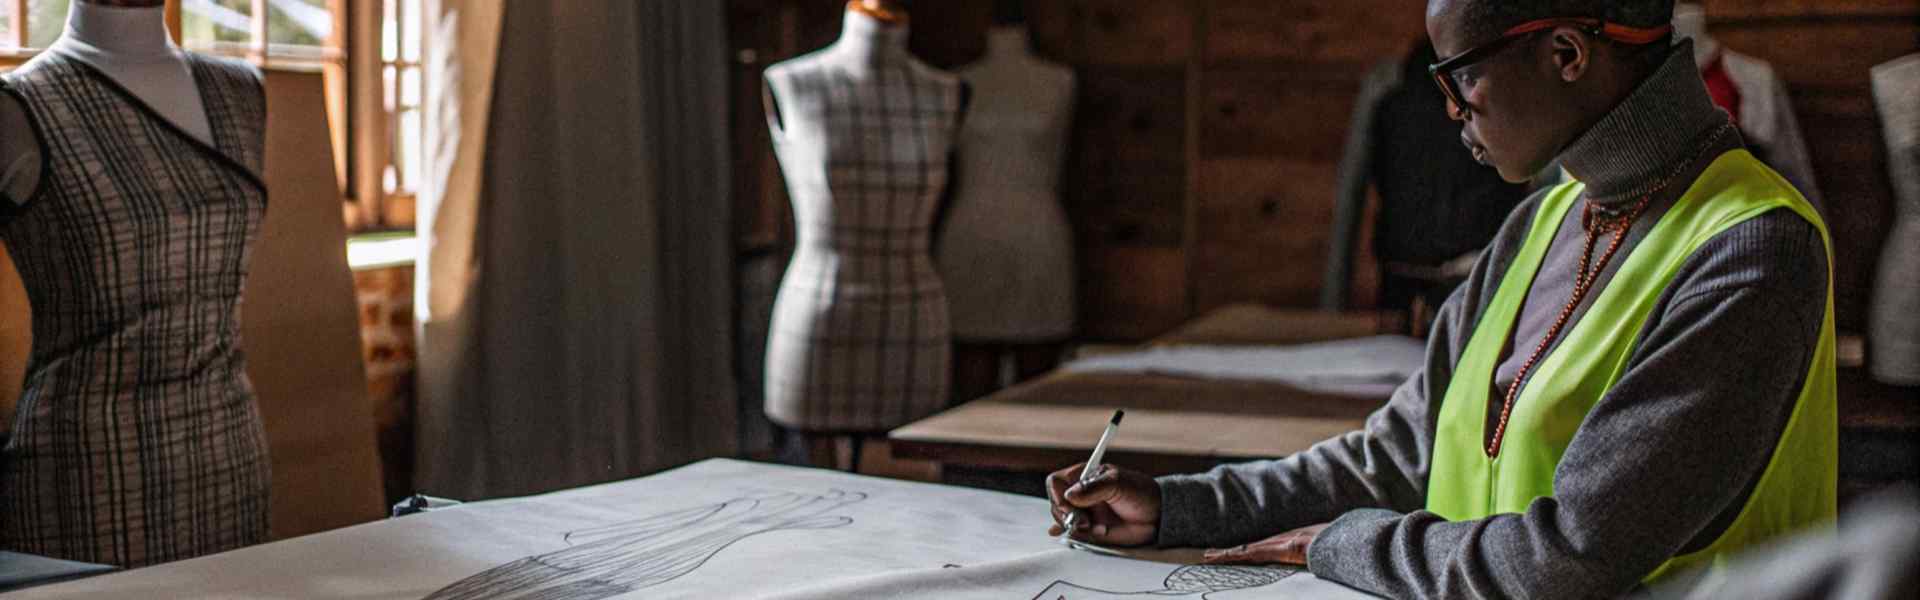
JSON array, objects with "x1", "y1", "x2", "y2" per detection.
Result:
[{"x1": 1046, "y1": 1, "x2": 1836, "y2": 598}]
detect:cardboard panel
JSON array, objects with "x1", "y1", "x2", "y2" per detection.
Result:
[
  {"x1": 249, "y1": 69, "x2": 385, "y2": 539},
  {"x1": 0, "y1": 246, "x2": 23, "y2": 426}
]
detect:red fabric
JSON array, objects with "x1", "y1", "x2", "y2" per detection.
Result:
[{"x1": 1701, "y1": 52, "x2": 1743, "y2": 126}]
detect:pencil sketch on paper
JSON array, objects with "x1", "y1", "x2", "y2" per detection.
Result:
[
  {"x1": 1029, "y1": 564, "x2": 1301, "y2": 600},
  {"x1": 425, "y1": 490, "x2": 868, "y2": 600}
]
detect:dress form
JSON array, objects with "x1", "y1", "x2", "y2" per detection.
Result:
[
  {"x1": 0, "y1": 1, "x2": 208, "y2": 206},
  {"x1": 761, "y1": 7, "x2": 968, "y2": 459},
  {"x1": 0, "y1": 11, "x2": 270, "y2": 564},
  {"x1": 937, "y1": 24, "x2": 1077, "y2": 403},
  {"x1": 1869, "y1": 54, "x2": 1919, "y2": 385}
]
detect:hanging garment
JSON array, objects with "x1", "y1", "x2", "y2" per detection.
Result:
[
  {"x1": 935, "y1": 27, "x2": 1076, "y2": 342},
  {"x1": 0, "y1": 52, "x2": 270, "y2": 567},
  {"x1": 1870, "y1": 54, "x2": 1920, "y2": 385},
  {"x1": 763, "y1": 11, "x2": 963, "y2": 432},
  {"x1": 1701, "y1": 46, "x2": 1825, "y2": 211},
  {"x1": 1323, "y1": 42, "x2": 1531, "y2": 314}
]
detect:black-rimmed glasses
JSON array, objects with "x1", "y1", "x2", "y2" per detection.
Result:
[{"x1": 1428, "y1": 17, "x2": 1671, "y2": 119}]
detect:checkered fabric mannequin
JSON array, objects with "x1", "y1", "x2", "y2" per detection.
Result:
[
  {"x1": 0, "y1": 52, "x2": 271, "y2": 567},
  {"x1": 762, "y1": 9, "x2": 967, "y2": 433}
]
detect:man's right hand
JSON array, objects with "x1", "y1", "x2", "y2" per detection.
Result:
[{"x1": 1045, "y1": 462, "x2": 1161, "y2": 547}]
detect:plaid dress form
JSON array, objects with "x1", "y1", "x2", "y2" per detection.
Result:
[
  {"x1": 0, "y1": 52, "x2": 270, "y2": 567},
  {"x1": 762, "y1": 15, "x2": 963, "y2": 432}
]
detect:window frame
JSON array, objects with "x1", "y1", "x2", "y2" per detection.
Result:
[{"x1": 0, "y1": 1, "x2": 409, "y2": 234}]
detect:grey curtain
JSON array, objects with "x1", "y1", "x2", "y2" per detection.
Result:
[{"x1": 415, "y1": 1, "x2": 736, "y2": 499}]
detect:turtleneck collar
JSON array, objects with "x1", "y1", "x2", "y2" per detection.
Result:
[
  {"x1": 55, "y1": 1, "x2": 179, "y2": 64},
  {"x1": 1559, "y1": 39, "x2": 1736, "y2": 204},
  {"x1": 835, "y1": 9, "x2": 910, "y2": 66}
]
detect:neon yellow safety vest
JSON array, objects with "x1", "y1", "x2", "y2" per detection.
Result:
[{"x1": 1427, "y1": 149, "x2": 1837, "y2": 583}]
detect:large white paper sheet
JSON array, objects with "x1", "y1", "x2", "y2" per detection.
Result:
[
  {"x1": 1064, "y1": 336, "x2": 1427, "y2": 397},
  {"x1": 14, "y1": 459, "x2": 1375, "y2": 599}
]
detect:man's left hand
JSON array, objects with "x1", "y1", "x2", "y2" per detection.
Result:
[{"x1": 1199, "y1": 522, "x2": 1330, "y2": 566}]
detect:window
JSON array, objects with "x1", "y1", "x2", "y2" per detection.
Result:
[
  {"x1": 374, "y1": 0, "x2": 420, "y2": 229},
  {"x1": 3, "y1": 1, "x2": 339, "y2": 65},
  {"x1": 181, "y1": 0, "x2": 338, "y2": 63}
]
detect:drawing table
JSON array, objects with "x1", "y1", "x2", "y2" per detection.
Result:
[
  {"x1": 891, "y1": 305, "x2": 1400, "y2": 477},
  {"x1": 10, "y1": 459, "x2": 1376, "y2": 599}
]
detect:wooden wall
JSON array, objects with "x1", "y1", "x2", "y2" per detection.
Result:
[{"x1": 730, "y1": 0, "x2": 1917, "y2": 342}]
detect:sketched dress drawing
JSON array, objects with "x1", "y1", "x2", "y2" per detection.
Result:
[
  {"x1": 1030, "y1": 565, "x2": 1300, "y2": 600},
  {"x1": 426, "y1": 491, "x2": 868, "y2": 600}
]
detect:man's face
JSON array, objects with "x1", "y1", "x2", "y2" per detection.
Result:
[{"x1": 1426, "y1": 0, "x2": 1567, "y2": 183}]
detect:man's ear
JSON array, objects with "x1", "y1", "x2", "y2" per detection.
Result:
[{"x1": 1550, "y1": 27, "x2": 1591, "y2": 83}]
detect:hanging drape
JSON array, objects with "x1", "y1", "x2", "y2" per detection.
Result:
[{"x1": 415, "y1": 0, "x2": 737, "y2": 500}]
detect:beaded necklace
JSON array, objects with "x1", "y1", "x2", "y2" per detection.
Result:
[{"x1": 1485, "y1": 118, "x2": 1736, "y2": 458}]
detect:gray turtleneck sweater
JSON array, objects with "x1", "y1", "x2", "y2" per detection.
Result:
[{"x1": 1154, "y1": 40, "x2": 1828, "y2": 599}]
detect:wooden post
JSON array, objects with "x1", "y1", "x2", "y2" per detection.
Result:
[
  {"x1": 165, "y1": 0, "x2": 182, "y2": 46},
  {"x1": 251, "y1": 0, "x2": 268, "y2": 62},
  {"x1": 12, "y1": 0, "x2": 28, "y2": 48},
  {"x1": 348, "y1": 0, "x2": 385, "y2": 227}
]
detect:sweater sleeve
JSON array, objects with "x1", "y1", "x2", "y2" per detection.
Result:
[
  {"x1": 1303, "y1": 210, "x2": 1828, "y2": 599},
  {"x1": 1153, "y1": 191, "x2": 1547, "y2": 549}
]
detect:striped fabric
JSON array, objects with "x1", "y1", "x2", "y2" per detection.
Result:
[
  {"x1": 762, "y1": 29, "x2": 964, "y2": 432},
  {"x1": 0, "y1": 52, "x2": 270, "y2": 567}
]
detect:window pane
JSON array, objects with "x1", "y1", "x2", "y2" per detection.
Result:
[
  {"x1": 400, "y1": 0, "x2": 419, "y2": 62},
  {"x1": 381, "y1": 0, "x2": 396, "y2": 61},
  {"x1": 1, "y1": 9, "x2": 13, "y2": 50},
  {"x1": 266, "y1": 0, "x2": 329, "y2": 47},
  {"x1": 28, "y1": 0, "x2": 72, "y2": 49},
  {"x1": 182, "y1": 0, "x2": 254, "y2": 49},
  {"x1": 399, "y1": 106, "x2": 419, "y2": 193}
]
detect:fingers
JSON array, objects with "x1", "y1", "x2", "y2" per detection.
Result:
[
  {"x1": 1199, "y1": 533, "x2": 1309, "y2": 566},
  {"x1": 1045, "y1": 463, "x2": 1086, "y2": 513},
  {"x1": 1061, "y1": 465, "x2": 1122, "y2": 507},
  {"x1": 1046, "y1": 463, "x2": 1090, "y2": 535}
]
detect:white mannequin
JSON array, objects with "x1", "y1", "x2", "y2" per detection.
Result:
[
  {"x1": 936, "y1": 22, "x2": 1077, "y2": 402},
  {"x1": 938, "y1": 26, "x2": 1076, "y2": 341},
  {"x1": 2, "y1": 0, "x2": 209, "y2": 207},
  {"x1": 1672, "y1": 3, "x2": 1716, "y2": 65}
]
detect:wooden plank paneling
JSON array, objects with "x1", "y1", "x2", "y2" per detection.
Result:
[
  {"x1": 1200, "y1": 67, "x2": 1360, "y2": 160},
  {"x1": 1701, "y1": 0, "x2": 1920, "y2": 19},
  {"x1": 1078, "y1": 245, "x2": 1191, "y2": 340},
  {"x1": 1191, "y1": 159, "x2": 1340, "y2": 310},
  {"x1": 1204, "y1": 0, "x2": 1425, "y2": 67},
  {"x1": 1068, "y1": 68, "x2": 1189, "y2": 246},
  {"x1": 1064, "y1": 0, "x2": 1195, "y2": 66},
  {"x1": 1712, "y1": 21, "x2": 1920, "y2": 88}
]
